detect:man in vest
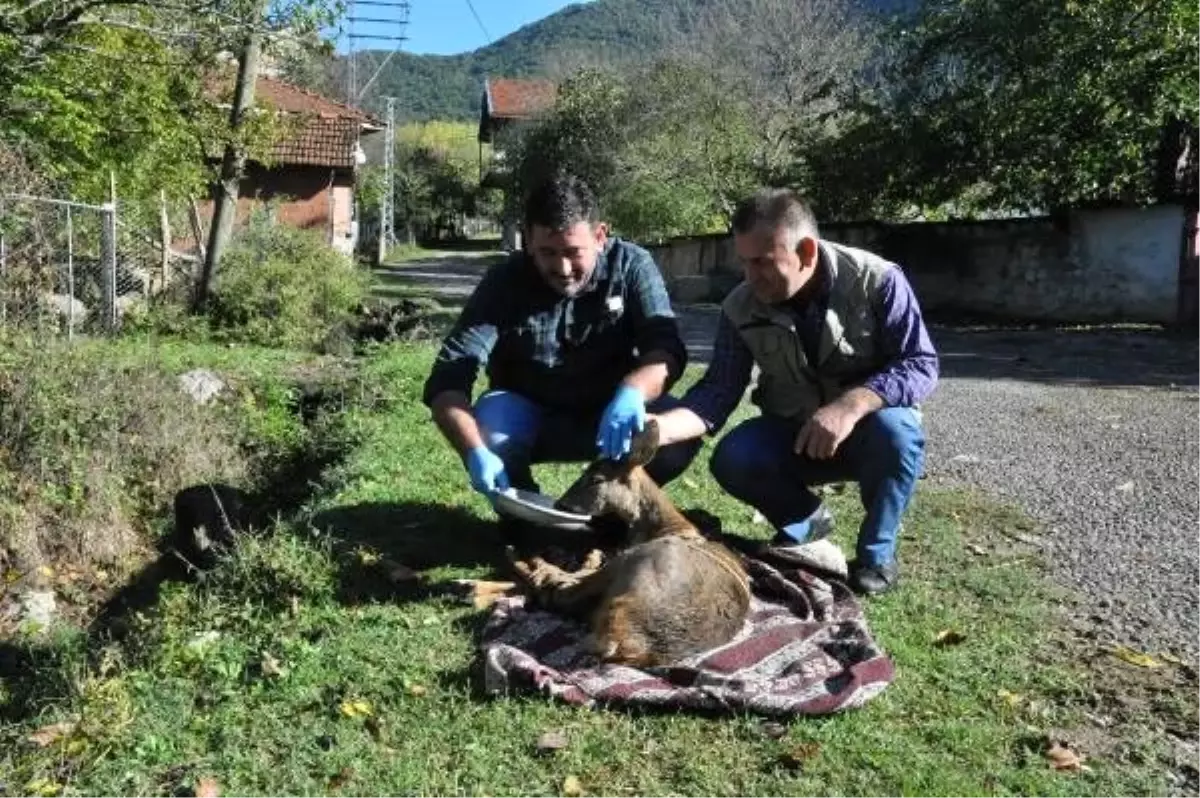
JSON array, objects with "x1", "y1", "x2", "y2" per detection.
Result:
[
  {"x1": 651, "y1": 188, "x2": 939, "y2": 595},
  {"x1": 423, "y1": 174, "x2": 700, "y2": 511}
]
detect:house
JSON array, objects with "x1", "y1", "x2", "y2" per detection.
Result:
[
  {"x1": 477, "y1": 77, "x2": 557, "y2": 188},
  {"x1": 201, "y1": 75, "x2": 383, "y2": 255},
  {"x1": 476, "y1": 77, "x2": 557, "y2": 250}
]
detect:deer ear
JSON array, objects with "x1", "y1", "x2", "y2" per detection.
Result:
[{"x1": 626, "y1": 418, "x2": 661, "y2": 468}]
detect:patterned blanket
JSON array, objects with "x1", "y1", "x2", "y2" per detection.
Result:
[{"x1": 479, "y1": 544, "x2": 895, "y2": 717}]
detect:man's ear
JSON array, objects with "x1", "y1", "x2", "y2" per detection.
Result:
[
  {"x1": 593, "y1": 222, "x2": 609, "y2": 248},
  {"x1": 797, "y1": 235, "x2": 819, "y2": 268}
]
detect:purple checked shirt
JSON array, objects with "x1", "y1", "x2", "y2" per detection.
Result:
[{"x1": 682, "y1": 262, "x2": 940, "y2": 433}]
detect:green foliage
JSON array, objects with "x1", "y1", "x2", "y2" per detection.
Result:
[
  {"x1": 507, "y1": 64, "x2": 757, "y2": 242},
  {"x1": 388, "y1": 121, "x2": 500, "y2": 241},
  {"x1": 811, "y1": 0, "x2": 1200, "y2": 218},
  {"x1": 208, "y1": 214, "x2": 371, "y2": 350}
]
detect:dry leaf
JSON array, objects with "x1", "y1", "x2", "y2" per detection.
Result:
[
  {"x1": 195, "y1": 776, "x2": 221, "y2": 797},
  {"x1": 1111, "y1": 645, "x2": 1161, "y2": 669},
  {"x1": 338, "y1": 699, "x2": 372, "y2": 718},
  {"x1": 27, "y1": 720, "x2": 75, "y2": 747},
  {"x1": 996, "y1": 689, "x2": 1024, "y2": 707},
  {"x1": 1045, "y1": 741, "x2": 1088, "y2": 772},
  {"x1": 260, "y1": 652, "x2": 286, "y2": 678},
  {"x1": 965, "y1": 543, "x2": 987, "y2": 556},
  {"x1": 562, "y1": 775, "x2": 584, "y2": 796},
  {"x1": 407, "y1": 683, "x2": 427, "y2": 697},
  {"x1": 535, "y1": 730, "x2": 569, "y2": 754},
  {"x1": 328, "y1": 767, "x2": 354, "y2": 791},
  {"x1": 932, "y1": 629, "x2": 967, "y2": 647},
  {"x1": 779, "y1": 742, "x2": 822, "y2": 770},
  {"x1": 24, "y1": 778, "x2": 62, "y2": 797}
]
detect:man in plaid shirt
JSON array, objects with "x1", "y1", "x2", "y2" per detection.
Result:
[{"x1": 423, "y1": 174, "x2": 699, "y2": 504}]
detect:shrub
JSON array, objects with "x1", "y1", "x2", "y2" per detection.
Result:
[{"x1": 208, "y1": 215, "x2": 371, "y2": 351}]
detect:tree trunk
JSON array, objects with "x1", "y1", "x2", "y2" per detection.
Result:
[{"x1": 194, "y1": 3, "x2": 267, "y2": 312}]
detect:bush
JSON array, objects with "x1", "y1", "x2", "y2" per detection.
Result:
[{"x1": 209, "y1": 216, "x2": 371, "y2": 351}]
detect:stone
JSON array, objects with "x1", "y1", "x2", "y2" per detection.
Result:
[{"x1": 178, "y1": 369, "x2": 226, "y2": 405}]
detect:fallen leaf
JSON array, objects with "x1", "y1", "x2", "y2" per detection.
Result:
[
  {"x1": 536, "y1": 730, "x2": 569, "y2": 754},
  {"x1": 932, "y1": 629, "x2": 967, "y2": 647},
  {"x1": 27, "y1": 720, "x2": 75, "y2": 747},
  {"x1": 195, "y1": 776, "x2": 221, "y2": 797},
  {"x1": 562, "y1": 775, "x2": 584, "y2": 796},
  {"x1": 996, "y1": 689, "x2": 1024, "y2": 707},
  {"x1": 1045, "y1": 740, "x2": 1089, "y2": 772},
  {"x1": 24, "y1": 778, "x2": 62, "y2": 797},
  {"x1": 338, "y1": 699, "x2": 372, "y2": 718},
  {"x1": 328, "y1": 767, "x2": 354, "y2": 791},
  {"x1": 1111, "y1": 645, "x2": 1161, "y2": 669},
  {"x1": 407, "y1": 683, "x2": 427, "y2": 697},
  {"x1": 260, "y1": 652, "x2": 286, "y2": 678},
  {"x1": 778, "y1": 742, "x2": 822, "y2": 770},
  {"x1": 965, "y1": 543, "x2": 987, "y2": 556}
]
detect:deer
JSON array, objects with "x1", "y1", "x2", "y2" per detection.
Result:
[{"x1": 506, "y1": 419, "x2": 752, "y2": 667}]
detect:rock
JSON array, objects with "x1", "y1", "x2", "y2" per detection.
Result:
[
  {"x1": 19, "y1": 590, "x2": 56, "y2": 629},
  {"x1": 178, "y1": 369, "x2": 226, "y2": 405}
]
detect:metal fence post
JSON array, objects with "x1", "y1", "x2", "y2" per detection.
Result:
[
  {"x1": 100, "y1": 201, "x2": 117, "y2": 333},
  {"x1": 66, "y1": 205, "x2": 75, "y2": 340}
]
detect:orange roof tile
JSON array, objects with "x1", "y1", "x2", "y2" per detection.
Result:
[{"x1": 485, "y1": 78, "x2": 557, "y2": 120}]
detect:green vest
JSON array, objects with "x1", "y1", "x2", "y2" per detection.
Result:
[{"x1": 722, "y1": 240, "x2": 892, "y2": 422}]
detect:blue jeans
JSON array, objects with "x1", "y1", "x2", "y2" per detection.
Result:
[
  {"x1": 474, "y1": 390, "x2": 702, "y2": 490},
  {"x1": 709, "y1": 409, "x2": 925, "y2": 567}
]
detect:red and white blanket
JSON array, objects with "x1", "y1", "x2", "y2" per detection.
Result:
[{"x1": 479, "y1": 545, "x2": 895, "y2": 717}]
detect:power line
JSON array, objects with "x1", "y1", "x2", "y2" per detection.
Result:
[{"x1": 464, "y1": 0, "x2": 492, "y2": 44}]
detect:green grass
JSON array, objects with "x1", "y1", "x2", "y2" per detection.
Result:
[{"x1": 0, "y1": 341, "x2": 1186, "y2": 796}]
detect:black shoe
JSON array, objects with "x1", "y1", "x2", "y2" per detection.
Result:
[{"x1": 849, "y1": 560, "x2": 899, "y2": 596}]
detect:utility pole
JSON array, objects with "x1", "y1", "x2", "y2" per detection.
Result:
[
  {"x1": 381, "y1": 95, "x2": 396, "y2": 256},
  {"x1": 196, "y1": 0, "x2": 268, "y2": 311}
]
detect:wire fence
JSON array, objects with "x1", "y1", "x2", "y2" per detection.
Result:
[{"x1": 0, "y1": 192, "x2": 201, "y2": 340}]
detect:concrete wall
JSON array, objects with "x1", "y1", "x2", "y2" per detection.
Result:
[{"x1": 647, "y1": 204, "x2": 1188, "y2": 324}]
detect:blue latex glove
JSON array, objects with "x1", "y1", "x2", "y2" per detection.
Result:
[
  {"x1": 465, "y1": 446, "x2": 510, "y2": 495},
  {"x1": 596, "y1": 385, "x2": 646, "y2": 460}
]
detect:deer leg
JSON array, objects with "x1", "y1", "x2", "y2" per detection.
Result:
[{"x1": 505, "y1": 546, "x2": 612, "y2": 614}]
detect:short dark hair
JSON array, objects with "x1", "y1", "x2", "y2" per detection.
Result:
[
  {"x1": 523, "y1": 174, "x2": 601, "y2": 231},
  {"x1": 731, "y1": 188, "x2": 820, "y2": 248}
]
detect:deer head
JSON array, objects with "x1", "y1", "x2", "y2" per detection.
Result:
[{"x1": 555, "y1": 420, "x2": 692, "y2": 543}]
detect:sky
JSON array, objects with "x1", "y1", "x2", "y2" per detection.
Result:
[{"x1": 338, "y1": 0, "x2": 590, "y2": 56}]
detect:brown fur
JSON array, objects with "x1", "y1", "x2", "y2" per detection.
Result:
[{"x1": 507, "y1": 420, "x2": 752, "y2": 667}]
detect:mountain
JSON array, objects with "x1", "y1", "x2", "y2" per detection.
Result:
[{"x1": 343, "y1": 0, "x2": 914, "y2": 123}]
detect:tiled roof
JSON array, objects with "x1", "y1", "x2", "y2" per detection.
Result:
[
  {"x1": 206, "y1": 74, "x2": 382, "y2": 169},
  {"x1": 485, "y1": 78, "x2": 557, "y2": 120}
]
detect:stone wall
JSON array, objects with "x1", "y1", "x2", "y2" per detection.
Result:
[{"x1": 647, "y1": 204, "x2": 1189, "y2": 324}]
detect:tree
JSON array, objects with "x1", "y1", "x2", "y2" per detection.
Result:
[{"x1": 829, "y1": 0, "x2": 1200, "y2": 217}]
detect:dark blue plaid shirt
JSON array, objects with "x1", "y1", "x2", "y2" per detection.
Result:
[{"x1": 423, "y1": 238, "x2": 686, "y2": 413}]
